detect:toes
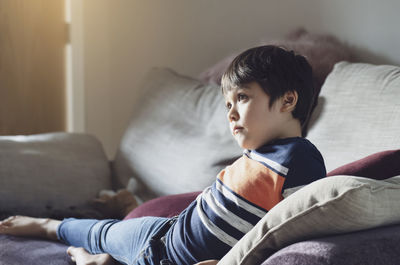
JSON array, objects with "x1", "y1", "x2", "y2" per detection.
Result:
[
  {"x1": 0, "y1": 217, "x2": 12, "y2": 227},
  {"x1": 67, "y1": 247, "x2": 86, "y2": 256},
  {"x1": 2, "y1": 216, "x2": 17, "y2": 223},
  {"x1": 67, "y1": 246, "x2": 79, "y2": 262},
  {"x1": 0, "y1": 216, "x2": 18, "y2": 227},
  {"x1": 67, "y1": 246, "x2": 76, "y2": 256},
  {"x1": 67, "y1": 246, "x2": 91, "y2": 263}
]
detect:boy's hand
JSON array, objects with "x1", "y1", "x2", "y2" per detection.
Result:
[{"x1": 194, "y1": 260, "x2": 219, "y2": 265}]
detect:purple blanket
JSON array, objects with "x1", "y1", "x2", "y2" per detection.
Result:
[
  {"x1": 0, "y1": 235, "x2": 73, "y2": 265},
  {"x1": 262, "y1": 223, "x2": 400, "y2": 265},
  {"x1": 1, "y1": 224, "x2": 400, "y2": 265}
]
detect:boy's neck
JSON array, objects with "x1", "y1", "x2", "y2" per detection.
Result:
[
  {"x1": 252, "y1": 120, "x2": 302, "y2": 150},
  {"x1": 279, "y1": 119, "x2": 302, "y2": 139}
]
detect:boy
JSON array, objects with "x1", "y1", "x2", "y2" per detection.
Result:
[{"x1": 0, "y1": 45, "x2": 326, "y2": 265}]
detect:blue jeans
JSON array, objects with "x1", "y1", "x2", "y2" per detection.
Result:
[{"x1": 57, "y1": 216, "x2": 176, "y2": 265}]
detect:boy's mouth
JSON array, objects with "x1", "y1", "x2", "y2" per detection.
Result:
[{"x1": 233, "y1": 126, "x2": 244, "y2": 135}]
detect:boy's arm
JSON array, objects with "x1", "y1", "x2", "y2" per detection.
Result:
[{"x1": 195, "y1": 260, "x2": 219, "y2": 265}]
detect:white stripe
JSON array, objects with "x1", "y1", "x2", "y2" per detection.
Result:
[
  {"x1": 216, "y1": 181, "x2": 266, "y2": 218},
  {"x1": 196, "y1": 193, "x2": 238, "y2": 247},
  {"x1": 203, "y1": 187, "x2": 253, "y2": 234},
  {"x1": 247, "y1": 151, "x2": 289, "y2": 176}
]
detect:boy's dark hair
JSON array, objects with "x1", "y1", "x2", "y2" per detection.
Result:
[{"x1": 221, "y1": 45, "x2": 315, "y2": 132}]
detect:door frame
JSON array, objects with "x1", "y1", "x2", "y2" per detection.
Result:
[{"x1": 67, "y1": 0, "x2": 85, "y2": 133}]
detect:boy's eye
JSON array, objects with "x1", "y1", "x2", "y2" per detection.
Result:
[
  {"x1": 226, "y1": 102, "x2": 232, "y2": 110},
  {"x1": 238, "y1": 93, "x2": 248, "y2": 101}
]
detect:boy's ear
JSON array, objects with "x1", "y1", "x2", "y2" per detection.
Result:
[{"x1": 281, "y1": 90, "x2": 298, "y2": 112}]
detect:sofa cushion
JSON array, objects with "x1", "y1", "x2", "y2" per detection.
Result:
[
  {"x1": 113, "y1": 68, "x2": 242, "y2": 201},
  {"x1": 307, "y1": 62, "x2": 400, "y2": 171},
  {"x1": 0, "y1": 132, "x2": 111, "y2": 219},
  {"x1": 199, "y1": 28, "x2": 353, "y2": 96},
  {"x1": 123, "y1": 191, "x2": 201, "y2": 220},
  {"x1": 327, "y1": 149, "x2": 400, "y2": 179},
  {"x1": 218, "y1": 175, "x2": 400, "y2": 265},
  {"x1": 261, "y1": 224, "x2": 400, "y2": 265}
]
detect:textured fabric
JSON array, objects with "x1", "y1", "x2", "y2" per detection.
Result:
[
  {"x1": 261, "y1": 223, "x2": 400, "y2": 265},
  {"x1": 123, "y1": 192, "x2": 201, "y2": 220},
  {"x1": 113, "y1": 68, "x2": 242, "y2": 201},
  {"x1": 0, "y1": 132, "x2": 111, "y2": 219},
  {"x1": 0, "y1": 234, "x2": 73, "y2": 265},
  {"x1": 307, "y1": 62, "x2": 400, "y2": 171},
  {"x1": 327, "y1": 149, "x2": 400, "y2": 179},
  {"x1": 167, "y1": 138, "x2": 326, "y2": 265},
  {"x1": 218, "y1": 175, "x2": 400, "y2": 265}
]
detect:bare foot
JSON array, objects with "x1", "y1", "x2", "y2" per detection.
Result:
[
  {"x1": 67, "y1": 246, "x2": 116, "y2": 265},
  {"x1": 0, "y1": 215, "x2": 60, "y2": 240}
]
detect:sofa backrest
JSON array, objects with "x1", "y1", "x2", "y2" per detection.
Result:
[
  {"x1": 115, "y1": 62, "x2": 400, "y2": 200},
  {"x1": 113, "y1": 68, "x2": 242, "y2": 201},
  {"x1": 307, "y1": 61, "x2": 400, "y2": 171}
]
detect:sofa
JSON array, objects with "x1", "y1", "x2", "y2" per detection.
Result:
[{"x1": 1, "y1": 31, "x2": 400, "y2": 264}]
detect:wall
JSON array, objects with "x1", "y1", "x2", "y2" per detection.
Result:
[{"x1": 78, "y1": 0, "x2": 400, "y2": 158}]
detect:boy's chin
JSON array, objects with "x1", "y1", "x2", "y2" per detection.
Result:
[
  {"x1": 237, "y1": 140, "x2": 256, "y2": 150},
  {"x1": 235, "y1": 134, "x2": 264, "y2": 150},
  {"x1": 237, "y1": 139, "x2": 268, "y2": 150}
]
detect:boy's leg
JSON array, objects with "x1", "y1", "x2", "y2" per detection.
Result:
[
  {"x1": 0, "y1": 216, "x2": 118, "y2": 265},
  {"x1": 1, "y1": 215, "x2": 171, "y2": 264},
  {"x1": 0, "y1": 216, "x2": 60, "y2": 240},
  {"x1": 58, "y1": 216, "x2": 169, "y2": 264}
]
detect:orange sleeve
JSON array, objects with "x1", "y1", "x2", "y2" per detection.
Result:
[{"x1": 217, "y1": 155, "x2": 285, "y2": 211}]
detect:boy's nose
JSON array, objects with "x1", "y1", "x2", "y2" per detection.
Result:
[{"x1": 228, "y1": 108, "x2": 239, "y2": 122}]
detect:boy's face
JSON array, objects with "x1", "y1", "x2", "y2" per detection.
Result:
[{"x1": 223, "y1": 82, "x2": 287, "y2": 150}]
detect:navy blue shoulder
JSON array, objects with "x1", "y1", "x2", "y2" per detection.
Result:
[
  {"x1": 252, "y1": 137, "x2": 319, "y2": 166},
  {"x1": 251, "y1": 137, "x2": 326, "y2": 189}
]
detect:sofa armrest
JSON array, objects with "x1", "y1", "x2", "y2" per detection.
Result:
[{"x1": 0, "y1": 132, "x2": 112, "y2": 219}]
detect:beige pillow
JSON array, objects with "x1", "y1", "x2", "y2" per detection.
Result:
[
  {"x1": 218, "y1": 175, "x2": 400, "y2": 265},
  {"x1": 307, "y1": 62, "x2": 400, "y2": 171}
]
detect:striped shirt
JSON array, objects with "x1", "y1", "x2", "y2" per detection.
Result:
[{"x1": 166, "y1": 137, "x2": 326, "y2": 264}]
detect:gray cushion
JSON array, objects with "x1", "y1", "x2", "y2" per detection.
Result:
[
  {"x1": 0, "y1": 132, "x2": 111, "y2": 218},
  {"x1": 113, "y1": 68, "x2": 242, "y2": 200},
  {"x1": 307, "y1": 62, "x2": 400, "y2": 171},
  {"x1": 219, "y1": 175, "x2": 400, "y2": 265}
]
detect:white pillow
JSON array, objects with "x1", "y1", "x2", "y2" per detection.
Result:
[
  {"x1": 307, "y1": 62, "x2": 400, "y2": 171},
  {"x1": 218, "y1": 175, "x2": 400, "y2": 265}
]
